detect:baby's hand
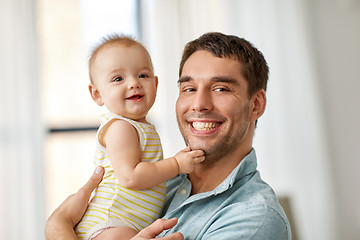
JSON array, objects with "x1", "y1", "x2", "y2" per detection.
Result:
[{"x1": 174, "y1": 146, "x2": 205, "y2": 174}]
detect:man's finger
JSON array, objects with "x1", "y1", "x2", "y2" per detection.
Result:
[
  {"x1": 138, "y1": 218, "x2": 180, "y2": 238},
  {"x1": 160, "y1": 232, "x2": 184, "y2": 240},
  {"x1": 157, "y1": 218, "x2": 178, "y2": 231},
  {"x1": 77, "y1": 166, "x2": 104, "y2": 200}
]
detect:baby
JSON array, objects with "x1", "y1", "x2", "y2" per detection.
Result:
[{"x1": 74, "y1": 34, "x2": 205, "y2": 239}]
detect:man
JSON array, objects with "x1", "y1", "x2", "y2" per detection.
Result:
[{"x1": 46, "y1": 32, "x2": 291, "y2": 239}]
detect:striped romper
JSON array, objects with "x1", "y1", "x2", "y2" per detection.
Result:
[{"x1": 75, "y1": 113, "x2": 166, "y2": 240}]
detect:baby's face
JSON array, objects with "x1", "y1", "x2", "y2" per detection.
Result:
[{"x1": 90, "y1": 43, "x2": 157, "y2": 123}]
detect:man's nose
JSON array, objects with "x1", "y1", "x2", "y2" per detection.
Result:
[
  {"x1": 127, "y1": 77, "x2": 141, "y2": 90},
  {"x1": 192, "y1": 89, "x2": 213, "y2": 112}
]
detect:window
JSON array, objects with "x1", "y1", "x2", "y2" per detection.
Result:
[{"x1": 37, "y1": 0, "x2": 140, "y2": 216}]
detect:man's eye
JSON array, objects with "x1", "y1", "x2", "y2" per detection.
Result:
[
  {"x1": 214, "y1": 87, "x2": 229, "y2": 92},
  {"x1": 113, "y1": 77, "x2": 123, "y2": 82},
  {"x1": 183, "y1": 88, "x2": 196, "y2": 92}
]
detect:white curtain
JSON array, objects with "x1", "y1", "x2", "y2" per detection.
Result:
[
  {"x1": 140, "y1": 0, "x2": 337, "y2": 239},
  {"x1": 0, "y1": 0, "x2": 45, "y2": 239}
]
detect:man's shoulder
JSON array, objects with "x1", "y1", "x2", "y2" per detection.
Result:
[
  {"x1": 213, "y1": 171, "x2": 291, "y2": 239},
  {"x1": 204, "y1": 200, "x2": 291, "y2": 239},
  {"x1": 232, "y1": 169, "x2": 288, "y2": 219}
]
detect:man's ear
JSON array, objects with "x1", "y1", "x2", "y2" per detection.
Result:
[
  {"x1": 249, "y1": 89, "x2": 266, "y2": 122},
  {"x1": 88, "y1": 84, "x2": 104, "y2": 106}
]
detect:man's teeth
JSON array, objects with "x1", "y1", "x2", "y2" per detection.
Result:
[{"x1": 192, "y1": 122, "x2": 218, "y2": 131}]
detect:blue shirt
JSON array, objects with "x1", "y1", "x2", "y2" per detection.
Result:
[{"x1": 159, "y1": 149, "x2": 291, "y2": 239}]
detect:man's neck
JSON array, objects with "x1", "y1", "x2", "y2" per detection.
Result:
[{"x1": 188, "y1": 146, "x2": 252, "y2": 195}]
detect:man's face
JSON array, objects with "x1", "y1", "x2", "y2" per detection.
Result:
[{"x1": 176, "y1": 50, "x2": 253, "y2": 163}]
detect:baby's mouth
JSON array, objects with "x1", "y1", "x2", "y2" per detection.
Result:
[{"x1": 126, "y1": 94, "x2": 144, "y2": 100}]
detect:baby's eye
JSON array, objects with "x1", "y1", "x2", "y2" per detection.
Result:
[
  {"x1": 139, "y1": 74, "x2": 149, "y2": 79},
  {"x1": 113, "y1": 76, "x2": 123, "y2": 82}
]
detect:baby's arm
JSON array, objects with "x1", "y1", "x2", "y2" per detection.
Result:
[{"x1": 103, "y1": 120, "x2": 204, "y2": 190}]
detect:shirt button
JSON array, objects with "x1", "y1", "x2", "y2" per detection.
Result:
[{"x1": 180, "y1": 189, "x2": 187, "y2": 195}]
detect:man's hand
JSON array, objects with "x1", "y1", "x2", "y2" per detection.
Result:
[
  {"x1": 131, "y1": 218, "x2": 184, "y2": 240},
  {"x1": 45, "y1": 166, "x2": 104, "y2": 240},
  {"x1": 45, "y1": 166, "x2": 182, "y2": 240}
]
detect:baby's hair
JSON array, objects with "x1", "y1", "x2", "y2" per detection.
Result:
[{"x1": 88, "y1": 33, "x2": 149, "y2": 83}]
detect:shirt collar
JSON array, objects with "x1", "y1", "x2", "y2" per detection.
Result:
[{"x1": 212, "y1": 148, "x2": 257, "y2": 195}]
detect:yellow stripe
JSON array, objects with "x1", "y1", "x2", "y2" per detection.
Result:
[
  {"x1": 86, "y1": 208, "x2": 109, "y2": 217},
  {"x1": 130, "y1": 188, "x2": 165, "y2": 200},
  {"x1": 79, "y1": 221, "x2": 95, "y2": 228},
  {"x1": 94, "y1": 190, "x2": 160, "y2": 215},
  {"x1": 98, "y1": 183, "x2": 116, "y2": 191},
  {"x1": 142, "y1": 156, "x2": 161, "y2": 160},
  {"x1": 90, "y1": 203, "x2": 150, "y2": 227},
  {"x1": 80, "y1": 219, "x2": 99, "y2": 225},
  {"x1": 83, "y1": 214, "x2": 106, "y2": 222},
  {"x1": 156, "y1": 184, "x2": 166, "y2": 190},
  {"x1": 143, "y1": 132, "x2": 159, "y2": 135},
  {"x1": 147, "y1": 188, "x2": 166, "y2": 197},
  {"x1": 116, "y1": 192, "x2": 161, "y2": 214},
  {"x1": 144, "y1": 138, "x2": 160, "y2": 141},
  {"x1": 137, "y1": 125, "x2": 155, "y2": 130},
  {"x1": 91, "y1": 196, "x2": 153, "y2": 227},
  {"x1": 92, "y1": 195, "x2": 158, "y2": 219},
  {"x1": 76, "y1": 226, "x2": 91, "y2": 230},
  {"x1": 108, "y1": 205, "x2": 149, "y2": 228},
  {"x1": 105, "y1": 177, "x2": 117, "y2": 181},
  {"x1": 98, "y1": 182, "x2": 165, "y2": 198},
  {"x1": 95, "y1": 156, "x2": 109, "y2": 161},
  {"x1": 142, "y1": 150, "x2": 162, "y2": 153},
  {"x1": 117, "y1": 188, "x2": 163, "y2": 208}
]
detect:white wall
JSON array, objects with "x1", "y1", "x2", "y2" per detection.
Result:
[
  {"x1": 0, "y1": 0, "x2": 45, "y2": 239},
  {"x1": 309, "y1": 0, "x2": 360, "y2": 239}
]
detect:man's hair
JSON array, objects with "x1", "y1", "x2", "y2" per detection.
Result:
[
  {"x1": 88, "y1": 33, "x2": 151, "y2": 83},
  {"x1": 179, "y1": 32, "x2": 269, "y2": 97}
]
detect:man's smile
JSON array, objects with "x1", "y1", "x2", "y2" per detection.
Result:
[{"x1": 191, "y1": 121, "x2": 222, "y2": 131}]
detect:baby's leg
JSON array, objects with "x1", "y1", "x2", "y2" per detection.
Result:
[{"x1": 93, "y1": 227, "x2": 138, "y2": 240}]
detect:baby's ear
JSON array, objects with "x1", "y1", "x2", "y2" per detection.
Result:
[
  {"x1": 89, "y1": 84, "x2": 104, "y2": 106},
  {"x1": 155, "y1": 76, "x2": 159, "y2": 89}
]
